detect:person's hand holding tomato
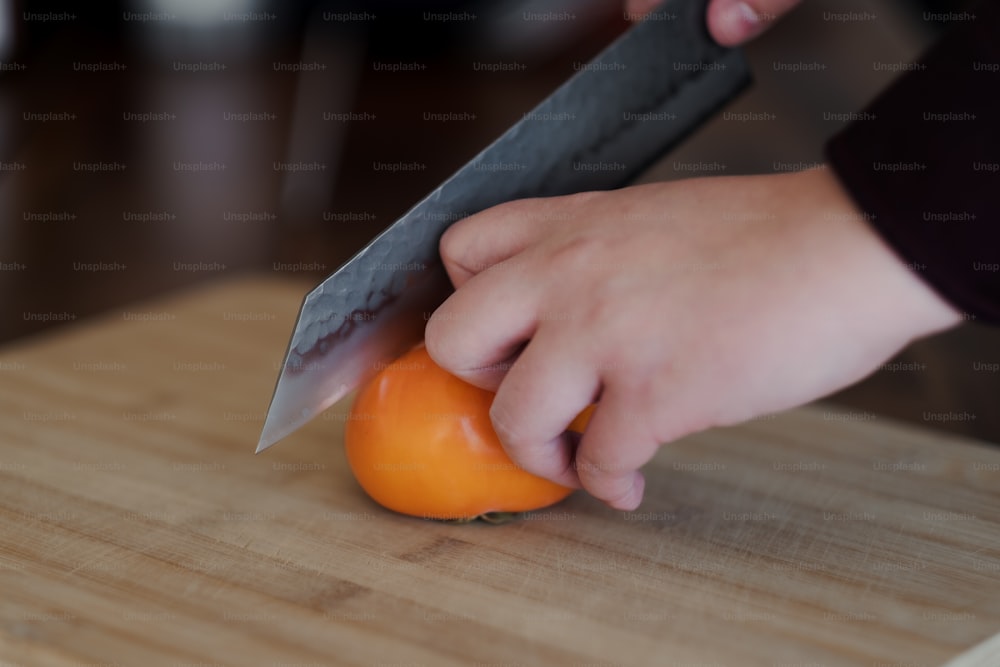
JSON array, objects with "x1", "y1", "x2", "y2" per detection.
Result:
[{"x1": 424, "y1": 169, "x2": 960, "y2": 510}]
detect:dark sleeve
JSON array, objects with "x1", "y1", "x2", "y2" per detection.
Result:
[{"x1": 824, "y1": 1, "x2": 1000, "y2": 324}]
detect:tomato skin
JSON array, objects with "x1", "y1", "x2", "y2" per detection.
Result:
[{"x1": 345, "y1": 345, "x2": 574, "y2": 520}]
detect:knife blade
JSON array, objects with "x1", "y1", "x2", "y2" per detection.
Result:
[{"x1": 257, "y1": 0, "x2": 750, "y2": 453}]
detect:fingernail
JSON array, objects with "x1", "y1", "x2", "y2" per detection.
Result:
[
  {"x1": 733, "y1": 1, "x2": 761, "y2": 26},
  {"x1": 716, "y1": 0, "x2": 761, "y2": 44}
]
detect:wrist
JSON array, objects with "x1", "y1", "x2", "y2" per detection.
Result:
[{"x1": 799, "y1": 167, "x2": 962, "y2": 340}]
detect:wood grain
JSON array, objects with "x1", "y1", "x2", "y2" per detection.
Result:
[{"x1": 1, "y1": 275, "x2": 998, "y2": 667}]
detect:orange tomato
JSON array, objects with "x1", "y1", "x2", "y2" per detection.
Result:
[{"x1": 345, "y1": 344, "x2": 590, "y2": 520}]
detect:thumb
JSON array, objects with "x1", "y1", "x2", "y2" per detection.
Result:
[{"x1": 706, "y1": 0, "x2": 801, "y2": 46}]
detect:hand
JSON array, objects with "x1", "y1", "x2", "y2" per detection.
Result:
[
  {"x1": 424, "y1": 169, "x2": 960, "y2": 510},
  {"x1": 626, "y1": 0, "x2": 803, "y2": 46}
]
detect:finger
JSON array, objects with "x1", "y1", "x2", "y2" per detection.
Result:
[
  {"x1": 489, "y1": 330, "x2": 601, "y2": 488},
  {"x1": 424, "y1": 261, "x2": 539, "y2": 390},
  {"x1": 706, "y1": 0, "x2": 801, "y2": 46},
  {"x1": 439, "y1": 194, "x2": 588, "y2": 288},
  {"x1": 573, "y1": 386, "x2": 665, "y2": 510}
]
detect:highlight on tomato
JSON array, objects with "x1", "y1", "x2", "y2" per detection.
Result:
[{"x1": 344, "y1": 344, "x2": 590, "y2": 522}]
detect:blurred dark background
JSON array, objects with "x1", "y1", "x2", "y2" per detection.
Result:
[{"x1": 1, "y1": 0, "x2": 997, "y2": 442}]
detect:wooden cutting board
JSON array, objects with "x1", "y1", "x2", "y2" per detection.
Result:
[{"x1": 1, "y1": 276, "x2": 998, "y2": 667}]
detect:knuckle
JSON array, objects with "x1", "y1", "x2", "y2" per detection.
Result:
[
  {"x1": 547, "y1": 234, "x2": 606, "y2": 275},
  {"x1": 488, "y1": 402, "x2": 528, "y2": 450},
  {"x1": 556, "y1": 190, "x2": 601, "y2": 209},
  {"x1": 603, "y1": 481, "x2": 640, "y2": 509},
  {"x1": 578, "y1": 466, "x2": 632, "y2": 506},
  {"x1": 573, "y1": 453, "x2": 627, "y2": 479},
  {"x1": 423, "y1": 319, "x2": 455, "y2": 370},
  {"x1": 422, "y1": 339, "x2": 446, "y2": 372},
  {"x1": 438, "y1": 224, "x2": 468, "y2": 268}
]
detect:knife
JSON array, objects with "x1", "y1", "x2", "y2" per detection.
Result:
[{"x1": 257, "y1": 0, "x2": 751, "y2": 453}]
